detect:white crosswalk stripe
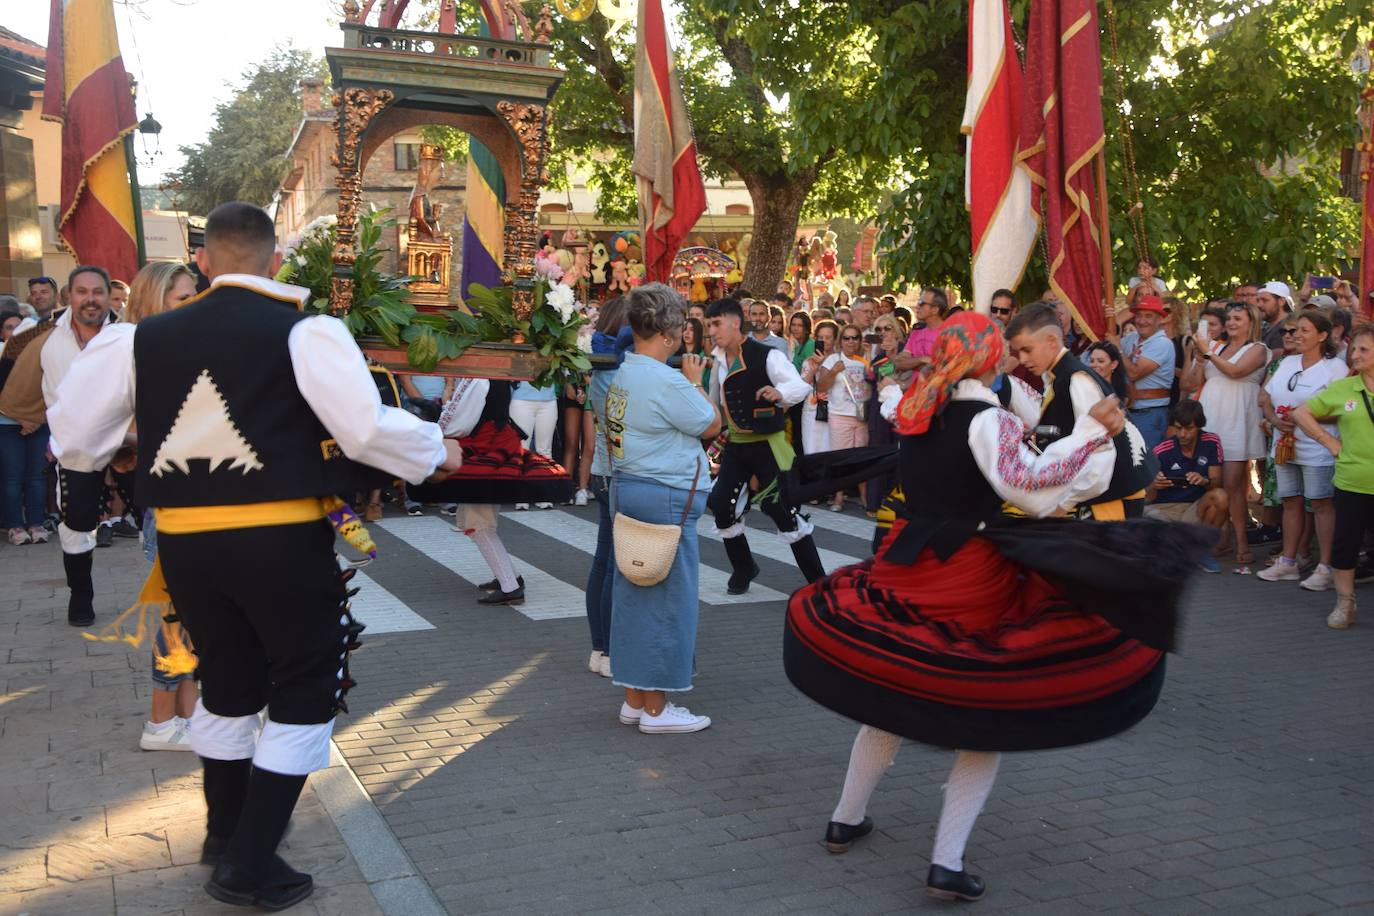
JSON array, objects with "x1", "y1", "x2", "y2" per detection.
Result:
[
  {"x1": 801, "y1": 506, "x2": 879, "y2": 542},
  {"x1": 695, "y1": 516, "x2": 863, "y2": 572},
  {"x1": 348, "y1": 569, "x2": 434, "y2": 634},
  {"x1": 500, "y1": 510, "x2": 788, "y2": 605},
  {"x1": 376, "y1": 516, "x2": 585, "y2": 620}
]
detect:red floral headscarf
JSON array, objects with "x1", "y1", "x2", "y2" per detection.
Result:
[{"x1": 893, "y1": 311, "x2": 1006, "y2": 436}]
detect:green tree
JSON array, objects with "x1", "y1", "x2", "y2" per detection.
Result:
[
  {"x1": 874, "y1": 0, "x2": 1371, "y2": 299},
  {"x1": 545, "y1": 2, "x2": 903, "y2": 292},
  {"x1": 168, "y1": 47, "x2": 328, "y2": 216}
]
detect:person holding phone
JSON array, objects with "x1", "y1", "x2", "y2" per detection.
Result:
[{"x1": 801, "y1": 320, "x2": 837, "y2": 458}]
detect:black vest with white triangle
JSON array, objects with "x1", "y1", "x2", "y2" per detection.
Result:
[
  {"x1": 133, "y1": 283, "x2": 357, "y2": 507},
  {"x1": 722, "y1": 337, "x2": 786, "y2": 434}
]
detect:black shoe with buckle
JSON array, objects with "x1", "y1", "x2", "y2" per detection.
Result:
[
  {"x1": 823, "y1": 816, "x2": 874, "y2": 853},
  {"x1": 477, "y1": 575, "x2": 524, "y2": 592},
  {"x1": 926, "y1": 864, "x2": 985, "y2": 901},
  {"x1": 205, "y1": 857, "x2": 313, "y2": 911},
  {"x1": 478, "y1": 582, "x2": 525, "y2": 605}
]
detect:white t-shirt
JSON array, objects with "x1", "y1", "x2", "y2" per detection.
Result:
[
  {"x1": 1265, "y1": 355, "x2": 1346, "y2": 466},
  {"x1": 820, "y1": 353, "x2": 870, "y2": 417}
]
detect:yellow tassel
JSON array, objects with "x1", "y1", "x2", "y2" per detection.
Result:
[
  {"x1": 82, "y1": 555, "x2": 198, "y2": 677},
  {"x1": 323, "y1": 495, "x2": 378, "y2": 561}
]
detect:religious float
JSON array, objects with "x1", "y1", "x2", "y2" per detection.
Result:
[{"x1": 279, "y1": 0, "x2": 590, "y2": 386}]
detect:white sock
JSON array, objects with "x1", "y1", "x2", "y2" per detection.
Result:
[
  {"x1": 931, "y1": 750, "x2": 1001, "y2": 871},
  {"x1": 471, "y1": 529, "x2": 519, "y2": 592},
  {"x1": 831, "y1": 726, "x2": 902, "y2": 825}
]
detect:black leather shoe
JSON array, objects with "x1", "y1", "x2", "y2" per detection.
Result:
[
  {"x1": 478, "y1": 582, "x2": 525, "y2": 605},
  {"x1": 200, "y1": 835, "x2": 230, "y2": 866},
  {"x1": 477, "y1": 575, "x2": 524, "y2": 592},
  {"x1": 823, "y1": 816, "x2": 874, "y2": 853},
  {"x1": 926, "y1": 864, "x2": 985, "y2": 901},
  {"x1": 726, "y1": 562, "x2": 760, "y2": 595},
  {"x1": 96, "y1": 525, "x2": 113, "y2": 548},
  {"x1": 67, "y1": 595, "x2": 94, "y2": 628},
  {"x1": 205, "y1": 858, "x2": 313, "y2": 911}
]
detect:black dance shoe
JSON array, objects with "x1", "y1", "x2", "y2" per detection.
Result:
[
  {"x1": 926, "y1": 864, "x2": 985, "y2": 901},
  {"x1": 200, "y1": 835, "x2": 230, "y2": 866},
  {"x1": 726, "y1": 563, "x2": 760, "y2": 595},
  {"x1": 478, "y1": 582, "x2": 526, "y2": 605},
  {"x1": 67, "y1": 595, "x2": 94, "y2": 628},
  {"x1": 205, "y1": 857, "x2": 313, "y2": 911},
  {"x1": 823, "y1": 816, "x2": 874, "y2": 853},
  {"x1": 476, "y1": 576, "x2": 524, "y2": 592}
]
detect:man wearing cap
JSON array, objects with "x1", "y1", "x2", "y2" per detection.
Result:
[
  {"x1": 1109, "y1": 295, "x2": 1175, "y2": 451},
  {"x1": 1256, "y1": 281, "x2": 1293, "y2": 354}
]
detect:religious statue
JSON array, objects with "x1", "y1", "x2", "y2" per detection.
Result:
[{"x1": 405, "y1": 144, "x2": 454, "y2": 310}]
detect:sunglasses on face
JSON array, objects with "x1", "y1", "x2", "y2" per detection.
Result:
[
  {"x1": 1281, "y1": 328, "x2": 1297, "y2": 336},
  {"x1": 841, "y1": 335, "x2": 861, "y2": 341},
  {"x1": 990, "y1": 306, "x2": 1013, "y2": 316}
]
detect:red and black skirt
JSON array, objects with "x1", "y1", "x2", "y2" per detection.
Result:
[
  {"x1": 785, "y1": 517, "x2": 1209, "y2": 752},
  {"x1": 408, "y1": 421, "x2": 574, "y2": 506}
]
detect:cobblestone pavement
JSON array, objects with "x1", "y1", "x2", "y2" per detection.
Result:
[{"x1": 3, "y1": 503, "x2": 1373, "y2": 915}]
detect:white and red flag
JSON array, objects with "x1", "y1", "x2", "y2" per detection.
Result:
[
  {"x1": 634, "y1": 0, "x2": 706, "y2": 283},
  {"x1": 961, "y1": 0, "x2": 1038, "y2": 312}
]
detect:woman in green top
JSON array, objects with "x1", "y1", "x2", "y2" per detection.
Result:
[
  {"x1": 788, "y1": 311, "x2": 815, "y2": 370},
  {"x1": 1294, "y1": 325, "x2": 1374, "y2": 630}
]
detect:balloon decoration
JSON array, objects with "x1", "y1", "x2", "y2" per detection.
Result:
[
  {"x1": 555, "y1": 0, "x2": 596, "y2": 20},
  {"x1": 597, "y1": 0, "x2": 637, "y2": 37}
]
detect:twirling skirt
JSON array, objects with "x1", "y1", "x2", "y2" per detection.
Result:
[
  {"x1": 784, "y1": 517, "x2": 1210, "y2": 752},
  {"x1": 408, "y1": 421, "x2": 574, "y2": 505}
]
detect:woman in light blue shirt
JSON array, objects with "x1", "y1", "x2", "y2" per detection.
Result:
[{"x1": 606, "y1": 284, "x2": 721, "y2": 734}]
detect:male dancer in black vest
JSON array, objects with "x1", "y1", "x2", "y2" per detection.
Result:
[
  {"x1": 50, "y1": 202, "x2": 462, "y2": 910},
  {"x1": 705, "y1": 298, "x2": 826, "y2": 591},
  {"x1": 1005, "y1": 302, "x2": 1155, "y2": 519}
]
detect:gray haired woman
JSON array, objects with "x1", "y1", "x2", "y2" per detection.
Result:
[{"x1": 606, "y1": 283, "x2": 722, "y2": 733}]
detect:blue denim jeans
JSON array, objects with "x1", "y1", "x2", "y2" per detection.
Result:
[
  {"x1": 0, "y1": 423, "x2": 50, "y2": 530},
  {"x1": 585, "y1": 474, "x2": 614, "y2": 653},
  {"x1": 1129, "y1": 405, "x2": 1169, "y2": 453}
]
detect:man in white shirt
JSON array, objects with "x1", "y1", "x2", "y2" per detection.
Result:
[
  {"x1": 747, "y1": 298, "x2": 789, "y2": 354},
  {"x1": 39, "y1": 266, "x2": 115, "y2": 628},
  {"x1": 50, "y1": 202, "x2": 462, "y2": 911},
  {"x1": 706, "y1": 297, "x2": 825, "y2": 589}
]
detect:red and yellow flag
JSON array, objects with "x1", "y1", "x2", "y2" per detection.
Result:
[
  {"x1": 42, "y1": 0, "x2": 139, "y2": 283},
  {"x1": 1018, "y1": 0, "x2": 1107, "y2": 339},
  {"x1": 633, "y1": 0, "x2": 706, "y2": 283}
]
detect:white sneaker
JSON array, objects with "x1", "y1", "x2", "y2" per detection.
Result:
[
  {"x1": 573, "y1": 489, "x2": 589, "y2": 507},
  {"x1": 618, "y1": 702, "x2": 643, "y2": 725},
  {"x1": 1328, "y1": 594, "x2": 1356, "y2": 629},
  {"x1": 535, "y1": 502, "x2": 554, "y2": 510},
  {"x1": 598, "y1": 655, "x2": 612, "y2": 678},
  {"x1": 1300, "y1": 564, "x2": 1334, "y2": 592},
  {"x1": 140, "y1": 717, "x2": 194, "y2": 752},
  {"x1": 588, "y1": 649, "x2": 604, "y2": 673},
  {"x1": 7, "y1": 527, "x2": 30, "y2": 546},
  {"x1": 638, "y1": 703, "x2": 711, "y2": 734},
  {"x1": 1257, "y1": 559, "x2": 1300, "y2": 582},
  {"x1": 515, "y1": 503, "x2": 530, "y2": 511}
]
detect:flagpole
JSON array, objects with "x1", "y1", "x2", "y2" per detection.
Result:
[
  {"x1": 1095, "y1": 147, "x2": 1115, "y2": 335},
  {"x1": 123, "y1": 134, "x2": 147, "y2": 269}
]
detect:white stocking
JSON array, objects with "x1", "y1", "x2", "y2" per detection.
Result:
[
  {"x1": 471, "y1": 528, "x2": 519, "y2": 592},
  {"x1": 831, "y1": 725, "x2": 902, "y2": 825},
  {"x1": 931, "y1": 750, "x2": 1001, "y2": 871}
]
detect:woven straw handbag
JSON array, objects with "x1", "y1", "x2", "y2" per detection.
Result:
[{"x1": 613, "y1": 461, "x2": 701, "y2": 587}]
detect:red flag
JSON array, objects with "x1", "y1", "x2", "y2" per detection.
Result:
[
  {"x1": 1360, "y1": 84, "x2": 1374, "y2": 320},
  {"x1": 962, "y1": 0, "x2": 1037, "y2": 311},
  {"x1": 43, "y1": 0, "x2": 139, "y2": 283},
  {"x1": 633, "y1": 0, "x2": 706, "y2": 283},
  {"x1": 1018, "y1": 0, "x2": 1106, "y2": 338}
]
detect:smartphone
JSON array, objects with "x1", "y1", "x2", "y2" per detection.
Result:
[
  {"x1": 1310, "y1": 275, "x2": 1337, "y2": 290},
  {"x1": 863, "y1": 332, "x2": 884, "y2": 345},
  {"x1": 1196, "y1": 319, "x2": 1207, "y2": 337}
]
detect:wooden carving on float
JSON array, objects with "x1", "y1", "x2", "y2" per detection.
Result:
[{"x1": 324, "y1": 0, "x2": 563, "y2": 378}]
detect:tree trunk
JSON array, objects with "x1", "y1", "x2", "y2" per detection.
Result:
[{"x1": 741, "y1": 172, "x2": 814, "y2": 296}]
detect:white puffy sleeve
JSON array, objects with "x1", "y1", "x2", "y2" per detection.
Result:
[
  {"x1": 437, "y1": 378, "x2": 490, "y2": 438},
  {"x1": 48, "y1": 323, "x2": 137, "y2": 472},
  {"x1": 1005, "y1": 374, "x2": 1044, "y2": 428},
  {"x1": 969, "y1": 407, "x2": 1116, "y2": 517},
  {"x1": 765, "y1": 348, "x2": 812, "y2": 408},
  {"x1": 878, "y1": 382, "x2": 903, "y2": 422},
  {"x1": 288, "y1": 316, "x2": 446, "y2": 484},
  {"x1": 1068, "y1": 370, "x2": 1106, "y2": 425}
]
